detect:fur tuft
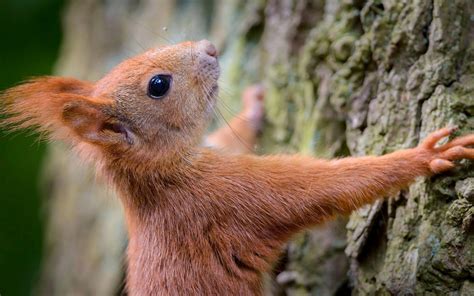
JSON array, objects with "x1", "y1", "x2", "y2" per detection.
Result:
[{"x1": 1, "y1": 77, "x2": 94, "y2": 141}]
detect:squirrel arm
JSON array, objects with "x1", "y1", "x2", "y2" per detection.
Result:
[
  {"x1": 206, "y1": 149, "x2": 425, "y2": 235},
  {"x1": 199, "y1": 128, "x2": 474, "y2": 250}
]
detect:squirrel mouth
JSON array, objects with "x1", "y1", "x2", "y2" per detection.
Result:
[{"x1": 207, "y1": 84, "x2": 219, "y2": 99}]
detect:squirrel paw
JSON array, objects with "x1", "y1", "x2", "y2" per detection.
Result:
[
  {"x1": 241, "y1": 84, "x2": 265, "y2": 132},
  {"x1": 419, "y1": 127, "x2": 474, "y2": 173}
]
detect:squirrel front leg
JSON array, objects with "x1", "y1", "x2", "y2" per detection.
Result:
[
  {"x1": 205, "y1": 85, "x2": 264, "y2": 154},
  {"x1": 209, "y1": 128, "x2": 474, "y2": 246}
]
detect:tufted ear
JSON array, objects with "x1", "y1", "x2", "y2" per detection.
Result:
[{"x1": 1, "y1": 76, "x2": 132, "y2": 148}]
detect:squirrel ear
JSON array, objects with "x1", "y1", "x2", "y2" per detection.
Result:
[
  {"x1": 62, "y1": 100, "x2": 133, "y2": 146},
  {"x1": 2, "y1": 76, "x2": 132, "y2": 147},
  {"x1": 2, "y1": 77, "x2": 93, "y2": 132}
]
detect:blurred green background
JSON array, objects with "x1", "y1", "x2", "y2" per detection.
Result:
[{"x1": 0, "y1": 0, "x2": 64, "y2": 295}]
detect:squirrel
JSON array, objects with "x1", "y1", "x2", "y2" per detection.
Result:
[{"x1": 2, "y1": 40, "x2": 474, "y2": 295}]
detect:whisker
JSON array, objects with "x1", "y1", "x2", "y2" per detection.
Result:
[
  {"x1": 130, "y1": 19, "x2": 176, "y2": 45},
  {"x1": 214, "y1": 106, "x2": 254, "y2": 152},
  {"x1": 196, "y1": 76, "x2": 254, "y2": 152},
  {"x1": 129, "y1": 34, "x2": 149, "y2": 52},
  {"x1": 218, "y1": 83, "x2": 238, "y2": 97},
  {"x1": 214, "y1": 83, "x2": 262, "y2": 125},
  {"x1": 214, "y1": 85, "x2": 261, "y2": 126},
  {"x1": 215, "y1": 99, "x2": 254, "y2": 123},
  {"x1": 203, "y1": 82, "x2": 254, "y2": 126}
]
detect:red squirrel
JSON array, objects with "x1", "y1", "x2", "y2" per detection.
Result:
[{"x1": 2, "y1": 40, "x2": 474, "y2": 295}]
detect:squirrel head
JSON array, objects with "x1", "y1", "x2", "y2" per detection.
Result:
[{"x1": 2, "y1": 40, "x2": 220, "y2": 166}]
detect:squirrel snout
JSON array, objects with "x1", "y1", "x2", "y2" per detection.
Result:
[
  {"x1": 194, "y1": 40, "x2": 220, "y2": 82},
  {"x1": 198, "y1": 40, "x2": 218, "y2": 58}
]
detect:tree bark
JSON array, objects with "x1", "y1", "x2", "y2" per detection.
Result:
[{"x1": 38, "y1": 0, "x2": 474, "y2": 295}]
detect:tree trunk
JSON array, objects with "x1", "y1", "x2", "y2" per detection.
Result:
[{"x1": 38, "y1": 0, "x2": 474, "y2": 295}]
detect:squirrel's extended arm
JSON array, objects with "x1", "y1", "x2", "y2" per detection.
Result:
[{"x1": 200, "y1": 128, "x2": 474, "y2": 247}]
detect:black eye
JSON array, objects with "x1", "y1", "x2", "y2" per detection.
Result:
[{"x1": 148, "y1": 74, "x2": 172, "y2": 99}]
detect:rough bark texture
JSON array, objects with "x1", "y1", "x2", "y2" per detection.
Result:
[{"x1": 39, "y1": 0, "x2": 474, "y2": 295}]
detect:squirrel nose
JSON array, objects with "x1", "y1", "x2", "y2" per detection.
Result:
[{"x1": 198, "y1": 40, "x2": 218, "y2": 58}]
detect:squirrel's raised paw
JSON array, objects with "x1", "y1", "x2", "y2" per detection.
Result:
[{"x1": 242, "y1": 84, "x2": 265, "y2": 132}]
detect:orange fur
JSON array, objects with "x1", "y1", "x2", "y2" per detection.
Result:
[{"x1": 2, "y1": 40, "x2": 474, "y2": 295}]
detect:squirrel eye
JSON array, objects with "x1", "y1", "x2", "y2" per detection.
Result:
[{"x1": 148, "y1": 74, "x2": 172, "y2": 99}]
